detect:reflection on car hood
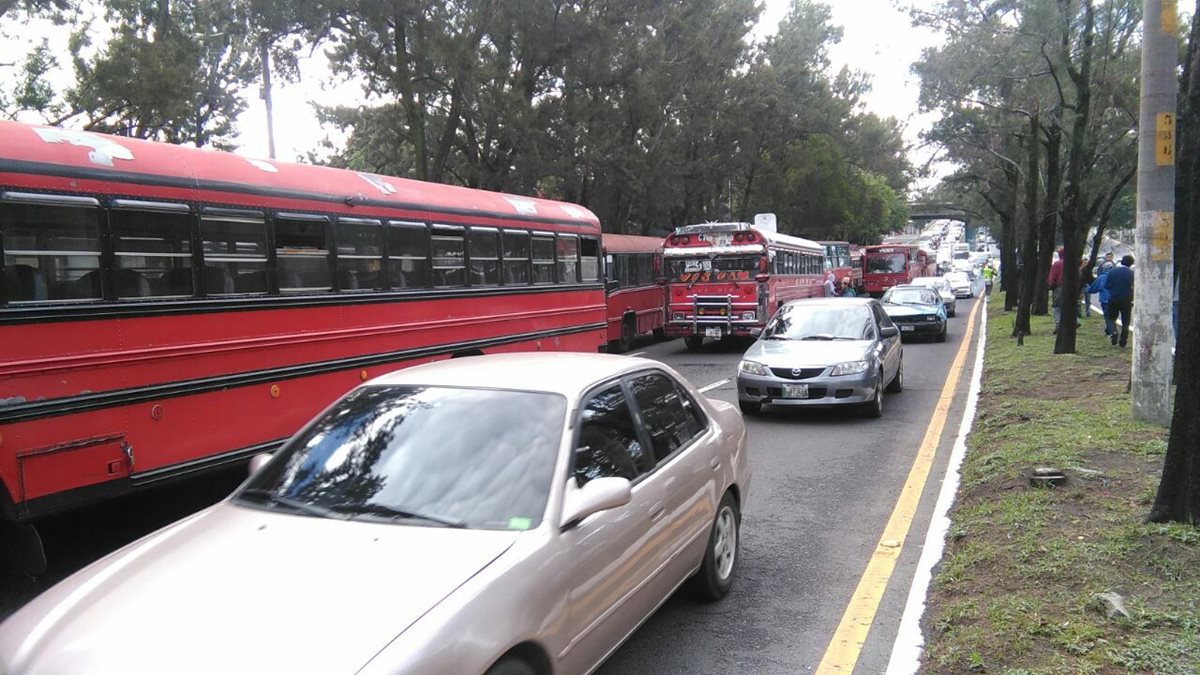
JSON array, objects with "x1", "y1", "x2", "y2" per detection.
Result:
[
  {"x1": 745, "y1": 338, "x2": 873, "y2": 367},
  {"x1": 0, "y1": 503, "x2": 517, "y2": 674},
  {"x1": 883, "y1": 303, "x2": 940, "y2": 317}
]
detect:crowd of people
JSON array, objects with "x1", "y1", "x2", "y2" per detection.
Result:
[{"x1": 1047, "y1": 249, "x2": 1136, "y2": 347}]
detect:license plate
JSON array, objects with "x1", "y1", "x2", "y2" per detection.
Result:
[
  {"x1": 782, "y1": 383, "x2": 809, "y2": 398},
  {"x1": 901, "y1": 325, "x2": 915, "y2": 332},
  {"x1": 705, "y1": 327, "x2": 722, "y2": 338}
]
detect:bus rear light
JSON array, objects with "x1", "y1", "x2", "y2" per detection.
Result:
[
  {"x1": 360, "y1": 369, "x2": 369, "y2": 381},
  {"x1": 733, "y1": 232, "x2": 745, "y2": 242}
]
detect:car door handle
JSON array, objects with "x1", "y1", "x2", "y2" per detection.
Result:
[{"x1": 649, "y1": 503, "x2": 666, "y2": 523}]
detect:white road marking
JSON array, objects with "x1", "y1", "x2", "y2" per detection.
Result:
[{"x1": 699, "y1": 378, "x2": 731, "y2": 393}]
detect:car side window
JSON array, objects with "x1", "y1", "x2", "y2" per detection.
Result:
[
  {"x1": 628, "y1": 372, "x2": 701, "y2": 463},
  {"x1": 574, "y1": 384, "x2": 652, "y2": 486}
]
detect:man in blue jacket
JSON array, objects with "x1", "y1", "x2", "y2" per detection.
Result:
[
  {"x1": 1087, "y1": 265, "x2": 1114, "y2": 337},
  {"x1": 1105, "y1": 255, "x2": 1135, "y2": 347}
]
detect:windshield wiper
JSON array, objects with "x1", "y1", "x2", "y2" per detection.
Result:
[
  {"x1": 238, "y1": 489, "x2": 337, "y2": 518},
  {"x1": 765, "y1": 335, "x2": 795, "y2": 340},
  {"x1": 798, "y1": 334, "x2": 836, "y2": 341},
  {"x1": 332, "y1": 503, "x2": 467, "y2": 528}
]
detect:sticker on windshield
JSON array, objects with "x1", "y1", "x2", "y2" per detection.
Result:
[{"x1": 507, "y1": 517, "x2": 533, "y2": 531}]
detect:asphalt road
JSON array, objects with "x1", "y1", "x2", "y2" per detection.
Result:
[
  {"x1": 1, "y1": 295, "x2": 985, "y2": 675},
  {"x1": 598, "y1": 294, "x2": 983, "y2": 675}
]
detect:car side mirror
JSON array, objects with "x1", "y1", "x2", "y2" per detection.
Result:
[
  {"x1": 560, "y1": 476, "x2": 632, "y2": 529},
  {"x1": 881, "y1": 325, "x2": 900, "y2": 339},
  {"x1": 247, "y1": 452, "x2": 273, "y2": 477}
]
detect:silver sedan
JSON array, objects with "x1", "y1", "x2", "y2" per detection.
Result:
[
  {"x1": 736, "y1": 297, "x2": 904, "y2": 418},
  {"x1": 0, "y1": 353, "x2": 751, "y2": 675}
]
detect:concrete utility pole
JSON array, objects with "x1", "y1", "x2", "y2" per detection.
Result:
[
  {"x1": 1132, "y1": 0, "x2": 1178, "y2": 425},
  {"x1": 260, "y1": 35, "x2": 277, "y2": 160}
]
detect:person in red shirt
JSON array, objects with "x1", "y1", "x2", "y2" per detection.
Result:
[{"x1": 1047, "y1": 247, "x2": 1065, "y2": 333}]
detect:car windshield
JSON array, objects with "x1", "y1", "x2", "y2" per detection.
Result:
[
  {"x1": 884, "y1": 289, "x2": 939, "y2": 306},
  {"x1": 236, "y1": 385, "x2": 567, "y2": 530},
  {"x1": 763, "y1": 304, "x2": 874, "y2": 340},
  {"x1": 666, "y1": 256, "x2": 757, "y2": 283}
]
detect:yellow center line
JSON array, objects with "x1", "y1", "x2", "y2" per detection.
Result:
[{"x1": 815, "y1": 296, "x2": 983, "y2": 674}]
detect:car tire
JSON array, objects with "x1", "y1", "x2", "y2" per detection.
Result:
[
  {"x1": 739, "y1": 400, "x2": 761, "y2": 415},
  {"x1": 484, "y1": 657, "x2": 536, "y2": 675},
  {"x1": 936, "y1": 325, "x2": 947, "y2": 343},
  {"x1": 685, "y1": 335, "x2": 705, "y2": 351},
  {"x1": 948, "y1": 308, "x2": 956, "y2": 317},
  {"x1": 861, "y1": 375, "x2": 883, "y2": 418},
  {"x1": 692, "y1": 491, "x2": 740, "y2": 601},
  {"x1": 885, "y1": 357, "x2": 903, "y2": 393}
]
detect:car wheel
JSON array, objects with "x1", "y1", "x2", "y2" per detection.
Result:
[
  {"x1": 738, "y1": 400, "x2": 761, "y2": 415},
  {"x1": 684, "y1": 335, "x2": 705, "y2": 351},
  {"x1": 885, "y1": 357, "x2": 903, "y2": 393},
  {"x1": 936, "y1": 325, "x2": 947, "y2": 342},
  {"x1": 692, "y1": 491, "x2": 740, "y2": 601},
  {"x1": 484, "y1": 657, "x2": 536, "y2": 675},
  {"x1": 948, "y1": 308, "x2": 956, "y2": 317},
  {"x1": 861, "y1": 375, "x2": 883, "y2": 418}
]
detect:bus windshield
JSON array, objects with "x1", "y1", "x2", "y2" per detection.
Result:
[
  {"x1": 865, "y1": 254, "x2": 907, "y2": 274},
  {"x1": 666, "y1": 256, "x2": 758, "y2": 283}
]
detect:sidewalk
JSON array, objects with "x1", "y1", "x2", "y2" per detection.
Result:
[{"x1": 915, "y1": 296, "x2": 1198, "y2": 673}]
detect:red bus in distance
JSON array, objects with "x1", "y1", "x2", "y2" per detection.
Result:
[
  {"x1": 662, "y1": 214, "x2": 825, "y2": 350},
  {"x1": 602, "y1": 234, "x2": 667, "y2": 352},
  {"x1": 861, "y1": 244, "x2": 934, "y2": 297},
  {"x1": 0, "y1": 121, "x2": 606, "y2": 571},
  {"x1": 819, "y1": 240, "x2": 861, "y2": 292}
]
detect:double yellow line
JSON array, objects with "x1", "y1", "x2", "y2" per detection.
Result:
[{"x1": 815, "y1": 297, "x2": 984, "y2": 673}]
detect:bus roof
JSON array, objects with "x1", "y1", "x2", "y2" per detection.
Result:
[
  {"x1": 602, "y1": 233, "x2": 664, "y2": 254},
  {"x1": 0, "y1": 121, "x2": 600, "y2": 229},
  {"x1": 666, "y1": 221, "x2": 821, "y2": 255}
]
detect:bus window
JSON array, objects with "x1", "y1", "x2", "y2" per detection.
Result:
[
  {"x1": 200, "y1": 213, "x2": 267, "y2": 295},
  {"x1": 387, "y1": 221, "x2": 430, "y2": 289},
  {"x1": 1, "y1": 195, "x2": 102, "y2": 302},
  {"x1": 110, "y1": 201, "x2": 192, "y2": 298},
  {"x1": 531, "y1": 234, "x2": 555, "y2": 284},
  {"x1": 502, "y1": 230, "x2": 530, "y2": 285},
  {"x1": 580, "y1": 237, "x2": 601, "y2": 282},
  {"x1": 432, "y1": 226, "x2": 466, "y2": 287},
  {"x1": 275, "y1": 215, "x2": 331, "y2": 293},
  {"x1": 637, "y1": 252, "x2": 654, "y2": 286},
  {"x1": 468, "y1": 228, "x2": 500, "y2": 285},
  {"x1": 337, "y1": 218, "x2": 382, "y2": 290},
  {"x1": 557, "y1": 234, "x2": 579, "y2": 283}
]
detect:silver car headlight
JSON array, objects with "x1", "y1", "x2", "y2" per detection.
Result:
[
  {"x1": 830, "y1": 360, "x2": 869, "y2": 376},
  {"x1": 739, "y1": 360, "x2": 769, "y2": 376}
]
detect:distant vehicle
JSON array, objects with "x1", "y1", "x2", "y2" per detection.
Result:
[
  {"x1": 0, "y1": 353, "x2": 751, "y2": 675},
  {"x1": 736, "y1": 297, "x2": 903, "y2": 418},
  {"x1": 910, "y1": 276, "x2": 957, "y2": 317},
  {"x1": 952, "y1": 243, "x2": 971, "y2": 260},
  {"x1": 662, "y1": 215, "x2": 825, "y2": 351},
  {"x1": 861, "y1": 244, "x2": 934, "y2": 296},
  {"x1": 603, "y1": 234, "x2": 667, "y2": 352},
  {"x1": 881, "y1": 285, "x2": 948, "y2": 342},
  {"x1": 819, "y1": 240, "x2": 862, "y2": 292},
  {"x1": 944, "y1": 270, "x2": 975, "y2": 298}
]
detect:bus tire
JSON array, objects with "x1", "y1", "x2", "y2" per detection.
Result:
[
  {"x1": 685, "y1": 335, "x2": 705, "y2": 351},
  {"x1": 619, "y1": 316, "x2": 637, "y2": 352},
  {"x1": 653, "y1": 327, "x2": 669, "y2": 341}
]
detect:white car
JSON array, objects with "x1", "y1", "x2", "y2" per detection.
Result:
[
  {"x1": 944, "y1": 271, "x2": 974, "y2": 298},
  {"x1": 911, "y1": 276, "x2": 957, "y2": 317}
]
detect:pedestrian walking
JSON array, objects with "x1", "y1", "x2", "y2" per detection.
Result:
[
  {"x1": 982, "y1": 263, "x2": 995, "y2": 295},
  {"x1": 823, "y1": 271, "x2": 837, "y2": 297},
  {"x1": 1087, "y1": 266, "x2": 1114, "y2": 338},
  {"x1": 1080, "y1": 257, "x2": 1095, "y2": 317},
  {"x1": 1047, "y1": 247, "x2": 1065, "y2": 333},
  {"x1": 1104, "y1": 254, "x2": 1135, "y2": 347}
]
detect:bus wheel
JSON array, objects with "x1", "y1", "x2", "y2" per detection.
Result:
[
  {"x1": 0, "y1": 521, "x2": 46, "y2": 576},
  {"x1": 685, "y1": 335, "x2": 705, "y2": 351},
  {"x1": 653, "y1": 327, "x2": 670, "y2": 341},
  {"x1": 619, "y1": 317, "x2": 636, "y2": 353}
]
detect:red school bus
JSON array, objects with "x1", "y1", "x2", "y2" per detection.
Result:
[
  {"x1": 0, "y1": 121, "x2": 606, "y2": 570},
  {"x1": 602, "y1": 234, "x2": 666, "y2": 352},
  {"x1": 662, "y1": 214, "x2": 825, "y2": 350},
  {"x1": 819, "y1": 240, "x2": 861, "y2": 291},
  {"x1": 861, "y1": 244, "x2": 933, "y2": 296}
]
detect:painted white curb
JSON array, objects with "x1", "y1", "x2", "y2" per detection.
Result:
[{"x1": 885, "y1": 297, "x2": 989, "y2": 674}]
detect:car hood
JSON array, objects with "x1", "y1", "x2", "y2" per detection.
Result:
[
  {"x1": 883, "y1": 303, "x2": 940, "y2": 317},
  {"x1": 0, "y1": 503, "x2": 518, "y2": 675},
  {"x1": 745, "y1": 338, "x2": 874, "y2": 367}
]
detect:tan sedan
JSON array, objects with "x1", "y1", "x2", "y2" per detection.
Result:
[{"x1": 0, "y1": 352, "x2": 750, "y2": 675}]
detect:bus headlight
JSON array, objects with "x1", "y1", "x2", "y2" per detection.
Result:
[
  {"x1": 672, "y1": 312, "x2": 685, "y2": 321},
  {"x1": 830, "y1": 360, "x2": 869, "y2": 376},
  {"x1": 741, "y1": 311, "x2": 756, "y2": 321},
  {"x1": 738, "y1": 360, "x2": 768, "y2": 376}
]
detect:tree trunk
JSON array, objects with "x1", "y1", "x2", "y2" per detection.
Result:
[
  {"x1": 1001, "y1": 160, "x2": 1021, "y2": 310},
  {"x1": 1015, "y1": 114, "x2": 1041, "y2": 336},
  {"x1": 1034, "y1": 123, "x2": 1062, "y2": 316},
  {"x1": 1149, "y1": 1, "x2": 1200, "y2": 524}
]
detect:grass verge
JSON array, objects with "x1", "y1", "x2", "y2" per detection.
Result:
[{"x1": 920, "y1": 295, "x2": 1200, "y2": 674}]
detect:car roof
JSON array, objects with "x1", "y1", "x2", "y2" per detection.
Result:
[
  {"x1": 780, "y1": 297, "x2": 876, "y2": 309},
  {"x1": 365, "y1": 352, "x2": 661, "y2": 397},
  {"x1": 886, "y1": 284, "x2": 937, "y2": 291}
]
